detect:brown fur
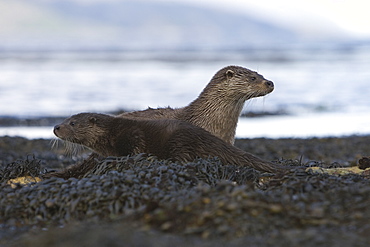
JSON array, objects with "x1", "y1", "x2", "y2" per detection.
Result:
[
  {"x1": 120, "y1": 65, "x2": 274, "y2": 144},
  {"x1": 52, "y1": 113, "x2": 288, "y2": 179},
  {"x1": 47, "y1": 66, "x2": 274, "y2": 179}
]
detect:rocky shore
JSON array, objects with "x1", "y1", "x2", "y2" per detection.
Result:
[{"x1": 1, "y1": 134, "x2": 370, "y2": 246}]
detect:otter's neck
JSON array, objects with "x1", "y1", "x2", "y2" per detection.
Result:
[{"x1": 182, "y1": 90, "x2": 245, "y2": 145}]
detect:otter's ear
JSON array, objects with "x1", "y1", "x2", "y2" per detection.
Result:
[
  {"x1": 226, "y1": 70, "x2": 234, "y2": 79},
  {"x1": 89, "y1": 117, "x2": 97, "y2": 124}
]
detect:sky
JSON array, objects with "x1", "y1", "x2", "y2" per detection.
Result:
[{"x1": 160, "y1": 0, "x2": 370, "y2": 38}]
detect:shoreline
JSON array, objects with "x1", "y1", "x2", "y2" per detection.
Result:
[
  {"x1": 1, "y1": 134, "x2": 369, "y2": 169},
  {"x1": 1, "y1": 111, "x2": 369, "y2": 139}
]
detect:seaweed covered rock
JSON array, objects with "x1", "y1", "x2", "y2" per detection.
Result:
[
  {"x1": 0, "y1": 155, "x2": 258, "y2": 226},
  {"x1": 1, "y1": 154, "x2": 370, "y2": 244},
  {"x1": 1, "y1": 136, "x2": 370, "y2": 246}
]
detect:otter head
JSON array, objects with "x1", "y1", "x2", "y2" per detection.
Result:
[
  {"x1": 211, "y1": 65, "x2": 274, "y2": 101},
  {"x1": 54, "y1": 113, "x2": 110, "y2": 149}
]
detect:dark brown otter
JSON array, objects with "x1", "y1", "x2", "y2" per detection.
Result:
[
  {"x1": 120, "y1": 65, "x2": 274, "y2": 145},
  {"x1": 48, "y1": 66, "x2": 274, "y2": 179},
  {"x1": 53, "y1": 113, "x2": 286, "y2": 177}
]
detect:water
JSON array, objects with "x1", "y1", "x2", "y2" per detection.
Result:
[{"x1": 1, "y1": 46, "x2": 370, "y2": 138}]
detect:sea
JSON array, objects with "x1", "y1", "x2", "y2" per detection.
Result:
[{"x1": 1, "y1": 44, "x2": 370, "y2": 139}]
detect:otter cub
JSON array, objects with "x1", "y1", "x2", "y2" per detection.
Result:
[
  {"x1": 120, "y1": 65, "x2": 274, "y2": 145},
  {"x1": 54, "y1": 113, "x2": 284, "y2": 174}
]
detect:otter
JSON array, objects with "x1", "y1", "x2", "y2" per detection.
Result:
[
  {"x1": 52, "y1": 113, "x2": 288, "y2": 178},
  {"x1": 48, "y1": 66, "x2": 274, "y2": 179},
  {"x1": 119, "y1": 65, "x2": 274, "y2": 145}
]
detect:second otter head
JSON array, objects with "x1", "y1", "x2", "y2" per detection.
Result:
[
  {"x1": 54, "y1": 113, "x2": 110, "y2": 146},
  {"x1": 210, "y1": 65, "x2": 274, "y2": 100}
]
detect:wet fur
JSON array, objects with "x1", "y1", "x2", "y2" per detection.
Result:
[
  {"x1": 53, "y1": 113, "x2": 286, "y2": 176},
  {"x1": 48, "y1": 66, "x2": 275, "y2": 179},
  {"x1": 120, "y1": 65, "x2": 274, "y2": 145}
]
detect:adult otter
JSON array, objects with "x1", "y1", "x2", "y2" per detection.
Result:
[
  {"x1": 53, "y1": 113, "x2": 287, "y2": 178},
  {"x1": 48, "y1": 66, "x2": 274, "y2": 179},
  {"x1": 120, "y1": 65, "x2": 274, "y2": 144}
]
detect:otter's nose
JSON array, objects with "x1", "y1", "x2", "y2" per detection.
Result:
[
  {"x1": 265, "y1": 80, "x2": 274, "y2": 88},
  {"x1": 54, "y1": 125, "x2": 60, "y2": 134}
]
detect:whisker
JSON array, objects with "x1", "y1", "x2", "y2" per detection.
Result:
[
  {"x1": 50, "y1": 138, "x2": 59, "y2": 150},
  {"x1": 61, "y1": 140, "x2": 87, "y2": 157}
]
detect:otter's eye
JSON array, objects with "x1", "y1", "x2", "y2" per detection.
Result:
[
  {"x1": 70, "y1": 121, "x2": 75, "y2": 126},
  {"x1": 251, "y1": 77, "x2": 256, "y2": 81}
]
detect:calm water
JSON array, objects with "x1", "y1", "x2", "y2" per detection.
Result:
[{"x1": 1, "y1": 46, "x2": 370, "y2": 138}]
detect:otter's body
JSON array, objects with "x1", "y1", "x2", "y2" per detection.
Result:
[
  {"x1": 120, "y1": 65, "x2": 274, "y2": 144},
  {"x1": 54, "y1": 113, "x2": 283, "y2": 174}
]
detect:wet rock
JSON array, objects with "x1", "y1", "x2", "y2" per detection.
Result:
[
  {"x1": 359, "y1": 156, "x2": 370, "y2": 170},
  {"x1": 1, "y1": 136, "x2": 370, "y2": 246}
]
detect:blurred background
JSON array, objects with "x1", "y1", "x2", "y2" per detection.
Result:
[{"x1": 0, "y1": 0, "x2": 369, "y2": 138}]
